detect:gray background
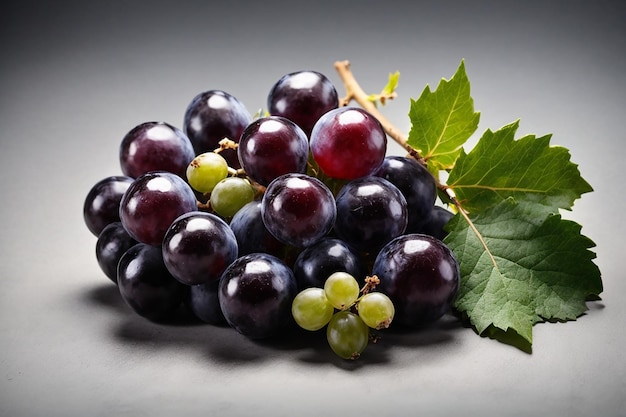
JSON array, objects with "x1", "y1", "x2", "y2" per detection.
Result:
[{"x1": 1, "y1": 1, "x2": 624, "y2": 416}]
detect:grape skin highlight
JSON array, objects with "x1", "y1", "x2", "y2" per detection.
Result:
[
  {"x1": 186, "y1": 152, "x2": 229, "y2": 194},
  {"x1": 229, "y1": 201, "x2": 286, "y2": 259},
  {"x1": 357, "y1": 292, "x2": 395, "y2": 330},
  {"x1": 310, "y1": 106, "x2": 387, "y2": 180},
  {"x1": 183, "y1": 90, "x2": 252, "y2": 168},
  {"x1": 334, "y1": 176, "x2": 408, "y2": 253},
  {"x1": 119, "y1": 171, "x2": 198, "y2": 246},
  {"x1": 267, "y1": 70, "x2": 339, "y2": 136},
  {"x1": 238, "y1": 116, "x2": 309, "y2": 187},
  {"x1": 119, "y1": 121, "x2": 195, "y2": 180},
  {"x1": 162, "y1": 211, "x2": 238, "y2": 286},
  {"x1": 83, "y1": 175, "x2": 134, "y2": 237},
  {"x1": 95, "y1": 222, "x2": 137, "y2": 283},
  {"x1": 374, "y1": 155, "x2": 437, "y2": 233},
  {"x1": 218, "y1": 253, "x2": 297, "y2": 339},
  {"x1": 292, "y1": 287, "x2": 334, "y2": 331},
  {"x1": 373, "y1": 233, "x2": 460, "y2": 328},
  {"x1": 261, "y1": 173, "x2": 336, "y2": 248},
  {"x1": 117, "y1": 243, "x2": 186, "y2": 322},
  {"x1": 323, "y1": 271, "x2": 360, "y2": 311}
]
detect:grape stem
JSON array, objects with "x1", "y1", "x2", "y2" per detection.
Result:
[
  {"x1": 360, "y1": 275, "x2": 380, "y2": 295},
  {"x1": 333, "y1": 60, "x2": 497, "y2": 263},
  {"x1": 334, "y1": 61, "x2": 463, "y2": 209},
  {"x1": 334, "y1": 61, "x2": 423, "y2": 163},
  {"x1": 215, "y1": 138, "x2": 238, "y2": 153}
]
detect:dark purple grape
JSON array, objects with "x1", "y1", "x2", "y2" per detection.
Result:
[
  {"x1": 414, "y1": 206, "x2": 455, "y2": 241},
  {"x1": 309, "y1": 107, "x2": 386, "y2": 180},
  {"x1": 83, "y1": 175, "x2": 134, "y2": 237},
  {"x1": 334, "y1": 176, "x2": 408, "y2": 253},
  {"x1": 117, "y1": 243, "x2": 186, "y2": 321},
  {"x1": 95, "y1": 222, "x2": 137, "y2": 283},
  {"x1": 372, "y1": 233, "x2": 460, "y2": 328},
  {"x1": 218, "y1": 253, "x2": 297, "y2": 339},
  {"x1": 162, "y1": 211, "x2": 238, "y2": 286},
  {"x1": 183, "y1": 90, "x2": 252, "y2": 168},
  {"x1": 237, "y1": 116, "x2": 309, "y2": 186},
  {"x1": 261, "y1": 173, "x2": 336, "y2": 248},
  {"x1": 292, "y1": 238, "x2": 367, "y2": 291},
  {"x1": 267, "y1": 70, "x2": 338, "y2": 136},
  {"x1": 119, "y1": 171, "x2": 198, "y2": 246},
  {"x1": 229, "y1": 201, "x2": 286, "y2": 258},
  {"x1": 374, "y1": 156, "x2": 437, "y2": 232},
  {"x1": 186, "y1": 281, "x2": 226, "y2": 325},
  {"x1": 119, "y1": 121, "x2": 195, "y2": 179}
]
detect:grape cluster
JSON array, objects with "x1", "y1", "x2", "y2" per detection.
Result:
[
  {"x1": 292, "y1": 272, "x2": 394, "y2": 359},
  {"x1": 83, "y1": 69, "x2": 460, "y2": 360}
]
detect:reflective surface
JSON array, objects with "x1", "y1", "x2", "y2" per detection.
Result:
[{"x1": 1, "y1": 1, "x2": 624, "y2": 416}]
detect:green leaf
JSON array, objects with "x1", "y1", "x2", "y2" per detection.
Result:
[
  {"x1": 407, "y1": 60, "x2": 480, "y2": 174},
  {"x1": 444, "y1": 198, "x2": 602, "y2": 351},
  {"x1": 446, "y1": 120, "x2": 593, "y2": 213}
]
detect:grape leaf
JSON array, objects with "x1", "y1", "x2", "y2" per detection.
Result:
[
  {"x1": 446, "y1": 120, "x2": 593, "y2": 213},
  {"x1": 407, "y1": 60, "x2": 480, "y2": 174},
  {"x1": 444, "y1": 197, "x2": 602, "y2": 351}
]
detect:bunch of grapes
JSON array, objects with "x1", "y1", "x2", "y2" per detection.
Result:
[
  {"x1": 83, "y1": 69, "x2": 461, "y2": 360},
  {"x1": 292, "y1": 272, "x2": 395, "y2": 359}
]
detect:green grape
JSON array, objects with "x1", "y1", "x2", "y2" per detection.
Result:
[
  {"x1": 326, "y1": 311, "x2": 369, "y2": 360},
  {"x1": 291, "y1": 288, "x2": 334, "y2": 331},
  {"x1": 357, "y1": 292, "x2": 395, "y2": 329},
  {"x1": 210, "y1": 177, "x2": 254, "y2": 217},
  {"x1": 323, "y1": 271, "x2": 360, "y2": 310},
  {"x1": 186, "y1": 152, "x2": 229, "y2": 193}
]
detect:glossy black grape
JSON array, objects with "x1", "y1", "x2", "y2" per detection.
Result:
[
  {"x1": 261, "y1": 173, "x2": 336, "y2": 248},
  {"x1": 267, "y1": 70, "x2": 338, "y2": 136},
  {"x1": 218, "y1": 253, "x2": 297, "y2": 339},
  {"x1": 83, "y1": 175, "x2": 134, "y2": 237},
  {"x1": 292, "y1": 238, "x2": 367, "y2": 291},
  {"x1": 183, "y1": 90, "x2": 252, "y2": 168},
  {"x1": 117, "y1": 243, "x2": 186, "y2": 321},
  {"x1": 186, "y1": 280, "x2": 226, "y2": 325},
  {"x1": 237, "y1": 116, "x2": 309, "y2": 186},
  {"x1": 334, "y1": 176, "x2": 408, "y2": 253},
  {"x1": 162, "y1": 211, "x2": 238, "y2": 286},
  {"x1": 374, "y1": 156, "x2": 437, "y2": 232},
  {"x1": 229, "y1": 201, "x2": 286, "y2": 258},
  {"x1": 414, "y1": 206, "x2": 455, "y2": 241},
  {"x1": 119, "y1": 121, "x2": 195, "y2": 179},
  {"x1": 95, "y1": 222, "x2": 137, "y2": 283},
  {"x1": 119, "y1": 171, "x2": 198, "y2": 246},
  {"x1": 372, "y1": 233, "x2": 460, "y2": 328}
]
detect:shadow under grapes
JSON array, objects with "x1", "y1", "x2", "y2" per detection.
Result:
[
  {"x1": 83, "y1": 281, "x2": 126, "y2": 311},
  {"x1": 381, "y1": 313, "x2": 465, "y2": 349},
  {"x1": 80, "y1": 283, "x2": 465, "y2": 367}
]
